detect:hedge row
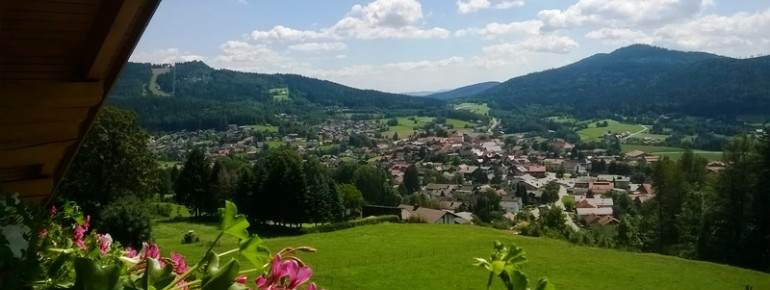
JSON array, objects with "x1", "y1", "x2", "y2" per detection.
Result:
[{"x1": 303, "y1": 215, "x2": 400, "y2": 234}]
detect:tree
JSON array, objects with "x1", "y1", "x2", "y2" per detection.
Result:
[
  {"x1": 474, "y1": 188, "x2": 502, "y2": 223},
  {"x1": 541, "y1": 181, "x2": 560, "y2": 204},
  {"x1": 386, "y1": 117, "x2": 399, "y2": 126},
  {"x1": 303, "y1": 156, "x2": 343, "y2": 224},
  {"x1": 403, "y1": 164, "x2": 421, "y2": 194},
  {"x1": 556, "y1": 164, "x2": 566, "y2": 178},
  {"x1": 515, "y1": 182, "x2": 530, "y2": 205},
  {"x1": 174, "y1": 147, "x2": 213, "y2": 217},
  {"x1": 338, "y1": 184, "x2": 365, "y2": 219},
  {"x1": 352, "y1": 166, "x2": 400, "y2": 206},
  {"x1": 57, "y1": 106, "x2": 160, "y2": 220}
]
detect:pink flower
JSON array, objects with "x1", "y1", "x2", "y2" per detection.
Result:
[
  {"x1": 308, "y1": 282, "x2": 319, "y2": 290},
  {"x1": 170, "y1": 252, "x2": 189, "y2": 274},
  {"x1": 175, "y1": 279, "x2": 189, "y2": 290},
  {"x1": 39, "y1": 228, "x2": 48, "y2": 237},
  {"x1": 255, "y1": 254, "x2": 318, "y2": 290},
  {"x1": 50, "y1": 206, "x2": 57, "y2": 216},
  {"x1": 83, "y1": 215, "x2": 91, "y2": 231},
  {"x1": 143, "y1": 243, "x2": 161, "y2": 259},
  {"x1": 235, "y1": 275, "x2": 247, "y2": 284},
  {"x1": 97, "y1": 234, "x2": 112, "y2": 255},
  {"x1": 125, "y1": 247, "x2": 137, "y2": 258},
  {"x1": 73, "y1": 225, "x2": 87, "y2": 250}
]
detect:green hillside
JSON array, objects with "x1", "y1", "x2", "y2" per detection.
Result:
[{"x1": 155, "y1": 222, "x2": 770, "y2": 290}]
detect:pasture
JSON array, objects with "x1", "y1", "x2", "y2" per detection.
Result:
[
  {"x1": 455, "y1": 102, "x2": 490, "y2": 116},
  {"x1": 154, "y1": 222, "x2": 770, "y2": 290},
  {"x1": 577, "y1": 119, "x2": 646, "y2": 142}
]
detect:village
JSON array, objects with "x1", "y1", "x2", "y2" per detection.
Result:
[{"x1": 147, "y1": 114, "x2": 728, "y2": 231}]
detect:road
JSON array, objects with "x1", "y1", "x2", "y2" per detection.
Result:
[
  {"x1": 487, "y1": 117, "x2": 499, "y2": 134},
  {"x1": 622, "y1": 125, "x2": 649, "y2": 140}
]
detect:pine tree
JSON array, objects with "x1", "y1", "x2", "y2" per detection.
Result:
[
  {"x1": 175, "y1": 147, "x2": 212, "y2": 217},
  {"x1": 403, "y1": 164, "x2": 421, "y2": 194}
]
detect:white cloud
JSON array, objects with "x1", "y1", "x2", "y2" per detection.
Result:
[
  {"x1": 251, "y1": 25, "x2": 326, "y2": 42},
  {"x1": 538, "y1": 0, "x2": 705, "y2": 30},
  {"x1": 383, "y1": 56, "x2": 465, "y2": 70},
  {"x1": 129, "y1": 48, "x2": 205, "y2": 64},
  {"x1": 586, "y1": 28, "x2": 654, "y2": 45},
  {"x1": 289, "y1": 42, "x2": 347, "y2": 52},
  {"x1": 456, "y1": 19, "x2": 542, "y2": 38},
  {"x1": 457, "y1": 0, "x2": 490, "y2": 14},
  {"x1": 213, "y1": 41, "x2": 305, "y2": 72},
  {"x1": 329, "y1": 0, "x2": 449, "y2": 39},
  {"x1": 457, "y1": 0, "x2": 524, "y2": 13},
  {"x1": 654, "y1": 9, "x2": 770, "y2": 56},
  {"x1": 495, "y1": 0, "x2": 524, "y2": 9},
  {"x1": 484, "y1": 35, "x2": 579, "y2": 55},
  {"x1": 249, "y1": 0, "x2": 448, "y2": 41}
]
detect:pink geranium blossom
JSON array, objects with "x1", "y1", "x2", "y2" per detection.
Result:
[
  {"x1": 39, "y1": 228, "x2": 48, "y2": 237},
  {"x1": 143, "y1": 243, "x2": 161, "y2": 259},
  {"x1": 170, "y1": 252, "x2": 189, "y2": 274},
  {"x1": 97, "y1": 234, "x2": 112, "y2": 255},
  {"x1": 235, "y1": 275, "x2": 247, "y2": 284},
  {"x1": 255, "y1": 254, "x2": 320, "y2": 290},
  {"x1": 125, "y1": 247, "x2": 137, "y2": 258},
  {"x1": 49, "y1": 205, "x2": 57, "y2": 216}
]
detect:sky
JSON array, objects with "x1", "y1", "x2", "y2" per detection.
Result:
[{"x1": 130, "y1": 0, "x2": 770, "y2": 93}]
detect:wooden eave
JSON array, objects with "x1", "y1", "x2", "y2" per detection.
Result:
[{"x1": 0, "y1": 0, "x2": 163, "y2": 204}]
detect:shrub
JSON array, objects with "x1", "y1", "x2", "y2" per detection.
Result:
[
  {"x1": 303, "y1": 215, "x2": 399, "y2": 233},
  {"x1": 182, "y1": 230, "x2": 199, "y2": 244},
  {"x1": 98, "y1": 195, "x2": 153, "y2": 248},
  {"x1": 153, "y1": 203, "x2": 174, "y2": 217}
]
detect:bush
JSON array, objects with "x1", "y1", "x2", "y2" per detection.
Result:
[
  {"x1": 182, "y1": 230, "x2": 199, "y2": 244},
  {"x1": 303, "y1": 215, "x2": 399, "y2": 234},
  {"x1": 153, "y1": 203, "x2": 174, "y2": 217},
  {"x1": 98, "y1": 195, "x2": 153, "y2": 248}
]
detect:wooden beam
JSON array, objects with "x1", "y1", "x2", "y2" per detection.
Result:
[
  {"x1": 0, "y1": 81, "x2": 102, "y2": 108},
  {"x1": 0, "y1": 122, "x2": 81, "y2": 147},
  {"x1": 0, "y1": 107, "x2": 89, "y2": 124},
  {"x1": 75, "y1": 0, "x2": 143, "y2": 80},
  {"x1": 0, "y1": 141, "x2": 74, "y2": 168},
  {"x1": 1, "y1": 178, "x2": 54, "y2": 197}
]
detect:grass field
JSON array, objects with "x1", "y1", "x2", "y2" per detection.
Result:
[
  {"x1": 154, "y1": 222, "x2": 770, "y2": 290},
  {"x1": 455, "y1": 102, "x2": 490, "y2": 116},
  {"x1": 446, "y1": 118, "x2": 475, "y2": 130},
  {"x1": 621, "y1": 144, "x2": 723, "y2": 161},
  {"x1": 546, "y1": 116, "x2": 578, "y2": 124},
  {"x1": 380, "y1": 116, "x2": 435, "y2": 139},
  {"x1": 633, "y1": 132, "x2": 670, "y2": 141},
  {"x1": 270, "y1": 88, "x2": 290, "y2": 101},
  {"x1": 577, "y1": 120, "x2": 646, "y2": 142},
  {"x1": 246, "y1": 124, "x2": 279, "y2": 133},
  {"x1": 265, "y1": 140, "x2": 285, "y2": 149}
]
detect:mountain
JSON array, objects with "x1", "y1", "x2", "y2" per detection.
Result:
[
  {"x1": 401, "y1": 90, "x2": 447, "y2": 97},
  {"x1": 425, "y1": 81, "x2": 501, "y2": 100},
  {"x1": 107, "y1": 61, "x2": 445, "y2": 131},
  {"x1": 474, "y1": 44, "x2": 770, "y2": 118}
]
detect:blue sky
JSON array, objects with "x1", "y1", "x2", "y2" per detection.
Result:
[{"x1": 131, "y1": 0, "x2": 770, "y2": 93}]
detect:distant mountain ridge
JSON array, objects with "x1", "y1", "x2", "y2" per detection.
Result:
[
  {"x1": 425, "y1": 81, "x2": 501, "y2": 100},
  {"x1": 474, "y1": 44, "x2": 770, "y2": 118},
  {"x1": 107, "y1": 61, "x2": 445, "y2": 131}
]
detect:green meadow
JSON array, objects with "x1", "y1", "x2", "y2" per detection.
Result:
[
  {"x1": 270, "y1": 87, "x2": 290, "y2": 101},
  {"x1": 621, "y1": 144, "x2": 723, "y2": 161},
  {"x1": 380, "y1": 116, "x2": 435, "y2": 138},
  {"x1": 246, "y1": 124, "x2": 279, "y2": 133},
  {"x1": 455, "y1": 102, "x2": 490, "y2": 116},
  {"x1": 154, "y1": 222, "x2": 769, "y2": 290},
  {"x1": 577, "y1": 119, "x2": 646, "y2": 142}
]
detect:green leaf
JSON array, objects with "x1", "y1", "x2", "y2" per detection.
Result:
[
  {"x1": 220, "y1": 201, "x2": 249, "y2": 240},
  {"x1": 511, "y1": 269, "x2": 528, "y2": 290},
  {"x1": 534, "y1": 277, "x2": 556, "y2": 290},
  {"x1": 503, "y1": 243, "x2": 528, "y2": 266},
  {"x1": 69, "y1": 258, "x2": 122, "y2": 290},
  {"x1": 490, "y1": 261, "x2": 506, "y2": 276},
  {"x1": 472, "y1": 257, "x2": 490, "y2": 268},
  {"x1": 47, "y1": 252, "x2": 71, "y2": 279},
  {"x1": 139, "y1": 258, "x2": 176, "y2": 290},
  {"x1": 239, "y1": 235, "x2": 270, "y2": 268},
  {"x1": 202, "y1": 259, "x2": 240, "y2": 290}
]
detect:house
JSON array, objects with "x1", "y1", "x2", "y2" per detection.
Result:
[
  {"x1": 499, "y1": 197, "x2": 523, "y2": 213},
  {"x1": 424, "y1": 183, "x2": 457, "y2": 198},
  {"x1": 597, "y1": 174, "x2": 631, "y2": 190},
  {"x1": 576, "y1": 207, "x2": 614, "y2": 225},
  {"x1": 398, "y1": 205, "x2": 466, "y2": 224},
  {"x1": 588, "y1": 181, "x2": 614, "y2": 194},
  {"x1": 625, "y1": 150, "x2": 646, "y2": 161},
  {"x1": 528, "y1": 165, "x2": 547, "y2": 178},
  {"x1": 575, "y1": 197, "x2": 614, "y2": 208},
  {"x1": 706, "y1": 161, "x2": 726, "y2": 173}
]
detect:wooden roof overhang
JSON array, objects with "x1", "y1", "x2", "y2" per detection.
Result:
[{"x1": 0, "y1": 0, "x2": 162, "y2": 204}]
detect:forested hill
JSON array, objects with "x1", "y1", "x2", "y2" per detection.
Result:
[
  {"x1": 474, "y1": 44, "x2": 770, "y2": 118},
  {"x1": 425, "y1": 81, "x2": 500, "y2": 100},
  {"x1": 107, "y1": 61, "x2": 444, "y2": 131}
]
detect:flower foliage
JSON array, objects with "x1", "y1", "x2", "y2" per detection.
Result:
[
  {"x1": 0, "y1": 196, "x2": 322, "y2": 290},
  {"x1": 474, "y1": 240, "x2": 556, "y2": 290}
]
